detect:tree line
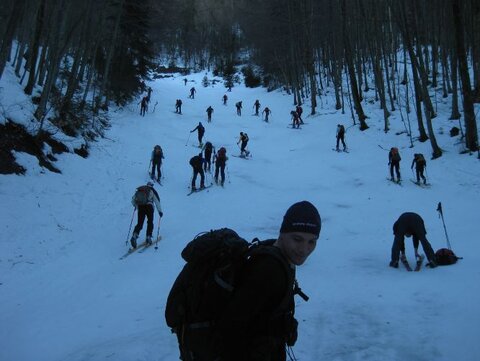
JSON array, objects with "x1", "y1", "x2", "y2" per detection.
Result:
[{"x1": 0, "y1": 0, "x2": 478, "y2": 156}]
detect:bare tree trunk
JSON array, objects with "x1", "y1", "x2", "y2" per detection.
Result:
[
  {"x1": 34, "y1": 0, "x2": 68, "y2": 124},
  {"x1": 0, "y1": 0, "x2": 26, "y2": 79},
  {"x1": 450, "y1": 50, "x2": 461, "y2": 120},
  {"x1": 14, "y1": 41, "x2": 26, "y2": 77},
  {"x1": 395, "y1": 1, "x2": 429, "y2": 142},
  {"x1": 24, "y1": 0, "x2": 46, "y2": 95},
  {"x1": 452, "y1": 0, "x2": 478, "y2": 152},
  {"x1": 441, "y1": 47, "x2": 450, "y2": 98},
  {"x1": 409, "y1": 44, "x2": 443, "y2": 157},
  {"x1": 36, "y1": 45, "x2": 48, "y2": 87},
  {"x1": 332, "y1": 59, "x2": 342, "y2": 110},
  {"x1": 472, "y1": 0, "x2": 480, "y2": 100},
  {"x1": 341, "y1": 0, "x2": 368, "y2": 130},
  {"x1": 98, "y1": 0, "x2": 126, "y2": 110}
]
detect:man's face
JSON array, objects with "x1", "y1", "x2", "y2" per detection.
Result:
[{"x1": 276, "y1": 232, "x2": 318, "y2": 266}]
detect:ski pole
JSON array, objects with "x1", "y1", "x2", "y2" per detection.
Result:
[
  {"x1": 148, "y1": 159, "x2": 152, "y2": 176},
  {"x1": 126, "y1": 208, "x2": 136, "y2": 246},
  {"x1": 154, "y1": 217, "x2": 161, "y2": 250},
  {"x1": 437, "y1": 202, "x2": 452, "y2": 249},
  {"x1": 185, "y1": 132, "x2": 191, "y2": 146},
  {"x1": 226, "y1": 164, "x2": 231, "y2": 183}
]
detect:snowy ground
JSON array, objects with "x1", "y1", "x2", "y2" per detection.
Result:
[{"x1": 1, "y1": 69, "x2": 479, "y2": 361}]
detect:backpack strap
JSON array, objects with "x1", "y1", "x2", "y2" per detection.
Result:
[{"x1": 248, "y1": 239, "x2": 304, "y2": 316}]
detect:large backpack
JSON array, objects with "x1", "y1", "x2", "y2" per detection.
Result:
[
  {"x1": 435, "y1": 248, "x2": 460, "y2": 265},
  {"x1": 217, "y1": 147, "x2": 227, "y2": 160},
  {"x1": 190, "y1": 155, "x2": 202, "y2": 169},
  {"x1": 390, "y1": 147, "x2": 401, "y2": 162},
  {"x1": 416, "y1": 153, "x2": 426, "y2": 167},
  {"x1": 153, "y1": 145, "x2": 163, "y2": 159},
  {"x1": 165, "y1": 228, "x2": 301, "y2": 360},
  {"x1": 133, "y1": 186, "x2": 152, "y2": 206}
]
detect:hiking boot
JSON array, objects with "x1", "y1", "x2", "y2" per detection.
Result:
[
  {"x1": 146, "y1": 236, "x2": 153, "y2": 246},
  {"x1": 130, "y1": 233, "x2": 138, "y2": 249},
  {"x1": 191, "y1": 186, "x2": 197, "y2": 191},
  {"x1": 389, "y1": 260, "x2": 399, "y2": 268},
  {"x1": 221, "y1": 180, "x2": 224, "y2": 187},
  {"x1": 423, "y1": 179, "x2": 427, "y2": 185},
  {"x1": 427, "y1": 260, "x2": 437, "y2": 268},
  {"x1": 200, "y1": 184, "x2": 205, "y2": 189}
]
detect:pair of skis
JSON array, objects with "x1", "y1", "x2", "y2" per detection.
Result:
[
  {"x1": 332, "y1": 148, "x2": 349, "y2": 153},
  {"x1": 119, "y1": 236, "x2": 162, "y2": 260},
  {"x1": 400, "y1": 255, "x2": 424, "y2": 272},
  {"x1": 148, "y1": 172, "x2": 163, "y2": 186},
  {"x1": 187, "y1": 184, "x2": 213, "y2": 196},
  {"x1": 387, "y1": 178, "x2": 402, "y2": 186},
  {"x1": 410, "y1": 179, "x2": 431, "y2": 188}
]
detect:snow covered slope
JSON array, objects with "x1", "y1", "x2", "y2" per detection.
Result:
[{"x1": 1, "y1": 70, "x2": 479, "y2": 361}]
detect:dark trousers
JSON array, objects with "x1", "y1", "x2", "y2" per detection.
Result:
[
  {"x1": 390, "y1": 161, "x2": 401, "y2": 180},
  {"x1": 140, "y1": 105, "x2": 147, "y2": 116},
  {"x1": 133, "y1": 204, "x2": 154, "y2": 237},
  {"x1": 192, "y1": 168, "x2": 205, "y2": 188},
  {"x1": 198, "y1": 133, "x2": 204, "y2": 145},
  {"x1": 204, "y1": 151, "x2": 212, "y2": 171},
  {"x1": 391, "y1": 235, "x2": 435, "y2": 263},
  {"x1": 151, "y1": 161, "x2": 162, "y2": 180},
  {"x1": 215, "y1": 162, "x2": 226, "y2": 184},
  {"x1": 241, "y1": 141, "x2": 248, "y2": 153},
  {"x1": 415, "y1": 167, "x2": 426, "y2": 183},
  {"x1": 336, "y1": 135, "x2": 346, "y2": 149}
]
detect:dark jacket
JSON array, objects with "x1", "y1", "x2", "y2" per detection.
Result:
[
  {"x1": 214, "y1": 245, "x2": 296, "y2": 361},
  {"x1": 192, "y1": 124, "x2": 205, "y2": 135},
  {"x1": 411, "y1": 154, "x2": 426, "y2": 170},
  {"x1": 190, "y1": 155, "x2": 204, "y2": 170},
  {"x1": 393, "y1": 212, "x2": 426, "y2": 248},
  {"x1": 151, "y1": 148, "x2": 164, "y2": 163},
  {"x1": 388, "y1": 149, "x2": 401, "y2": 163}
]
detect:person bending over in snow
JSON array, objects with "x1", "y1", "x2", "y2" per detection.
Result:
[{"x1": 389, "y1": 212, "x2": 437, "y2": 268}]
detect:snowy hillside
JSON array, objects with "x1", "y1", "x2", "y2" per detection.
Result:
[{"x1": 1, "y1": 69, "x2": 479, "y2": 361}]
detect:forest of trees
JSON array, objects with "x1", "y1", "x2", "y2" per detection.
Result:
[{"x1": 0, "y1": 0, "x2": 478, "y2": 156}]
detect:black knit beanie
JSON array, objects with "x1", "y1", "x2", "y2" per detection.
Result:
[{"x1": 280, "y1": 201, "x2": 321, "y2": 237}]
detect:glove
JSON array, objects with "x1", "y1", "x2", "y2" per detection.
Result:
[
  {"x1": 159, "y1": 211, "x2": 163, "y2": 218},
  {"x1": 388, "y1": 162, "x2": 391, "y2": 165}
]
